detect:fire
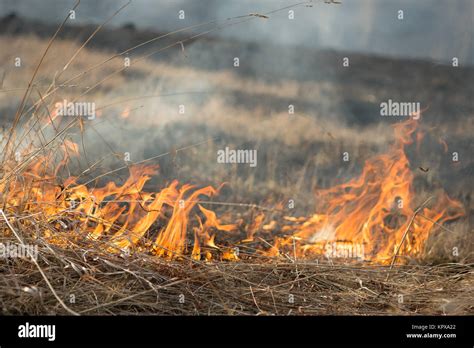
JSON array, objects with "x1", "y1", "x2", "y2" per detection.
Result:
[
  {"x1": 0, "y1": 118, "x2": 464, "y2": 264},
  {"x1": 0, "y1": 147, "x2": 235, "y2": 259},
  {"x1": 271, "y1": 119, "x2": 464, "y2": 263}
]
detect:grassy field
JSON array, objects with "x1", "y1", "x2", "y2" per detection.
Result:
[{"x1": 0, "y1": 18, "x2": 472, "y2": 315}]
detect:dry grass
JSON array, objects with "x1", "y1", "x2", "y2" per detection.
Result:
[
  {"x1": 1, "y1": 231, "x2": 472, "y2": 315},
  {"x1": 0, "y1": 7, "x2": 472, "y2": 316}
]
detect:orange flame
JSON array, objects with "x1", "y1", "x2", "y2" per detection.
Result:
[
  {"x1": 271, "y1": 119, "x2": 464, "y2": 262},
  {"x1": 0, "y1": 118, "x2": 464, "y2": 263}
]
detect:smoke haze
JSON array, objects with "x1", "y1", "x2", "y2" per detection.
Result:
[{"x1": 1, "y1": 0, "x2": 472, "y2": 65}]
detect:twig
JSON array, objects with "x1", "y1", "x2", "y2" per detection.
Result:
[
  {"x1": 249, "y1": 286, "x2": 263, "y2": 314},
  {"x1": 387, "y1": 196, "x2": 434, "y2": 279}
]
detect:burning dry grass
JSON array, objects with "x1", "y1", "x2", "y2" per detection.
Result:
[
  {"x1": 1, "y1": 231, "x2": 472, "y2": 315},
  {"x1": 0, "y1": 4, "x2": 472, "y2": 316}
]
